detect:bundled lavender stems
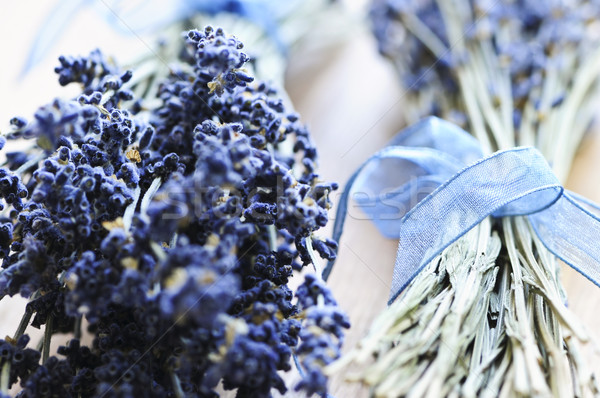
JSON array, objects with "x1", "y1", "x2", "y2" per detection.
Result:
[
  {"x1": 329, "y1": 0, "x2": 600, "y2": 397},
  {"x1": 0, "y1": 26, "x2": 348, "y2": 397},
  {"x1": 371, "y1": 0, "x2": 600, "y2": 178}
]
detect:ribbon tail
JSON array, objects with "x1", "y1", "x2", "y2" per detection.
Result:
[
  {"x1": 529, "y1": 193, "x2": 600, "y2": 289},
  {"x1": 322, "y1": 162, "x2": 364, "y2": 281}
]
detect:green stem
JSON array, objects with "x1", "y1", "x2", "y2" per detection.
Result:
[
  {"x1": 74, "y1": 316, "x2": 82, "y2": 340},
  {"x1": 35, "y1": 336, "x2": 43, "y2": 352},
  {"x1": 13, "y1": 308, "x2": 33, "y2": 341},
  {"x1": 467, "y1": 50, "x2": 510, "y2": 149},
  {"x1": 170, "y1": 369, "x2": 184, "y2": 398},
  {"x1": 305, "y1": 236, "x2": 321, "y2": 276},
  {"x1": 400, "y1": 11, "x2": 448, "y2": 58},
  {"x1": 150, "y1": 241, "x2": 168, "y2": 263},
  {"x1": 0, "y1": 360, "x2": 9, "y2": 395},
  {"x1": 169, "y1": 233, "x2": 178, "y2": 249},
  {"x1": 42, "y1": 316, "x2": 53, "y2": 364},
  {"x1": 140, "y1": 177, "x2": 162, "y2": 219},
  {"x1": 12, "y1": 290, "x2": 41, "y2": 341},
  {"x1": 14, "y1": 152, "x2": 44, "y2": 175},
  {"x1": 534, "y1": 296, "x2": 571, "y2": 397},
  {"x1": 552, "y1": 46, "x2": 600, "y2": 180},
  {"x1": 267, "y1": 225, "x2": 277, "y2": 252},
  {"x1": 456, "y1": 68, "x2": 493, "y2": 153},
  {"x1": 503, "y1": 217, "x2": 551, "y2": 395},
  {"x1": 123, "y1": 185, "x2": 141, "y2": 231}
]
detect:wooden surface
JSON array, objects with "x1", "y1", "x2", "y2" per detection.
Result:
[{"x1": 1, "y1": 3, "x2": 600, "y2": 397}]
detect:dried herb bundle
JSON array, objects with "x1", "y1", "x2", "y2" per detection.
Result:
[
  {"x1": 0, "y1": 3, "x2": 352, "y2": 395},
  {"x1": 329, "y1": 0, "x2": 600, "y2": 396}
]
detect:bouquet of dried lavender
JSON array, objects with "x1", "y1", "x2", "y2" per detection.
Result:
[
  {"x1": 327, "y1": 0, "x2": 600, "y2": 396},
  {"x1": 0, "y1": 23, "x2": 349, "y2": 397}
]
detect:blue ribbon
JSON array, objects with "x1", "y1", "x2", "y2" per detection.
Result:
[{"x1": 322, "y1": 117, "x2": 600, "y2": 305}]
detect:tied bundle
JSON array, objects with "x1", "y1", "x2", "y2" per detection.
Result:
[{"x1": 327, "y1": 0, "x2": 600, "y2": 397}]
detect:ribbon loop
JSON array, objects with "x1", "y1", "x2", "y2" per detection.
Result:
[
  {"x1": 387, "y1": 117, "x2": 483, "y2": 164},
  {"x1": 352, "y1": 147, "x2": 463, "y2": 238}
]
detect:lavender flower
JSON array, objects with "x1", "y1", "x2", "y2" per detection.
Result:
[
  {"x1": 0, "y1": 25, "x2": 347, "y2": 397},
  {"x1": 295, "y1": 274, "x2": 350, "y2": 396}
]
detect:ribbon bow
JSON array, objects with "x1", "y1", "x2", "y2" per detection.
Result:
[{"x1": 323, "y1": 117, "x2": 600, "y2": 305}]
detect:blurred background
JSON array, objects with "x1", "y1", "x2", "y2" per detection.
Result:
[{"x1": 0, "y1": 1, "x2": 599, "y2": 396}]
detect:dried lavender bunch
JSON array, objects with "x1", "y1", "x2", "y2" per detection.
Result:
[
  {"x1": 371, "y1": 0, "x2": 600, "y2": 178},
  {"x1": 329, "y1": 0, "x2": 600, "y2": 396},
  {"x1": 0, "y1": 26, "x2": 348, "y2": 397}
]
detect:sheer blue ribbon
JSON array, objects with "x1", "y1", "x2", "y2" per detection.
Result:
[{"x1": 322, "y1": 117, "x2": 600, "y2": 305}]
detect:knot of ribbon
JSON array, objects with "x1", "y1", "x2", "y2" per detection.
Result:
[{"x1": 323, "y1": 117, "x2": 600, "y2": 305}]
